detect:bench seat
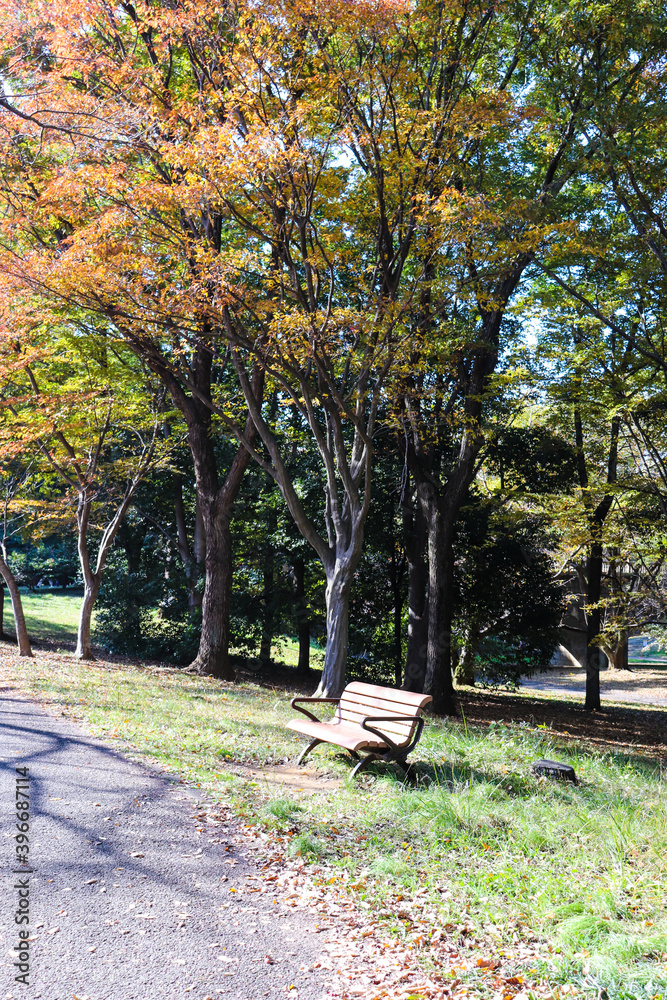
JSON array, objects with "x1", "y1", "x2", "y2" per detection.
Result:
[
  {"x1": 286, "y1": 717, "x2": 390, "y2": 752},
  {"x1": 286, "y1": 681, "x2": 432, "y2": 778}
]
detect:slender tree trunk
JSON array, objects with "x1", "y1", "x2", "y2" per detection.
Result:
[
  {"x1": 76, "y1": 576, "x2": 101, "y2": 659},
  {"x1": 259, "y1": 562, "x2": 274, "y2": 670},
  {"x1": 74, "y1": 475, "x2": 151, "y2": 660},
  {"x1": 387, "y1": 542, "x2": 404, "y2": 688},
  {"x1": 585, "y1": 539, "x2": 604, "y2": 710},
  {"x1": 605, "y1": 555, "x2": 628, "y2": 670},
  {"x1": 173, "y1": 473, "x2": 201, "y2": 612},
  {"x1": 393, "y1": 594, "x2": 403, "y2": 688},
  {"x1": 575, "y1": 411, "x2": 618, "y2": 711},
  {"x1": 75, "y1": 497, "x2": 100, "y2": 660},
  {"x1": 455, "y1": 639, "x2": 477, "y2": 686},
  {"x1": 0, "y1": 555, "x2": 32, "y2": 656},
  {"x1": 0, "y1": 579, "x2": 4, "y2": 639},
  {"x1": 119, "y1": 522, "x2": 146, "y2": 633},
  {"x1": 292, "y1": 558, "x2": 311, "y2": 675},
  {"x1": 315, "y1": 560, "x2": 354, "y2": 697},
  {"x1": 421, "y1": 487, "x2": 458, "y2": 715},
  {"x1": 190, "y1": 498, "x2": 235, "y2": 680},
  {"x1": 403, "y1": 500, "x2": 429, "y2": 691},
  {"x1": 259, "y1": 479, "x2": 277, "y2": 670}
]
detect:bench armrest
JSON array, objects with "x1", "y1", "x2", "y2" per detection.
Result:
[
  {"x1": 361, "y1": 715, "x2": 425, "y2": 754},
  {"x1": 290, "y1": 696, "x2": 340, "y2": 724}
]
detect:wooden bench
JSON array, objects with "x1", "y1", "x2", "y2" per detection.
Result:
[{"x1": 286, "y1": 681, "x2": 432, "y2": 779}]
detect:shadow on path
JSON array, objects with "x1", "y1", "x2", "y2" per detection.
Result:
[{"x1": 0, "y1": 689, "x2": 331, "y2": 1000}]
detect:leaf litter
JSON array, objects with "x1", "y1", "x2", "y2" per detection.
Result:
[{"x1": 209, "y1": 808, "x2": 565, "y2": 1000}]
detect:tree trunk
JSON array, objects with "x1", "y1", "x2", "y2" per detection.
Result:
[
  {"x1": 0, "y1": 556, "x2": 32, "y2": 656},
  {"x1": 190, "y1": 498, "x2": 235, "y2": 680},
  {"x1": 387, "y1": 540, "x2": 405, "y2": 688},
  {"x1": 259, "y1": 562, "x2": 274, "y2": 670},
  {"x1": 173, "y1": 473, "x2": 201, "y2": 612},
  {"x1": 605, "y1": 631, "x2": 628, "y2": 670},
  {"x1": 606, "y1": 555, "x2": 628, "y2": 671},
  {"x1": 402, "y1": 500, "x2": 428, "y2": 691},
  {"x1": 455, "y1": 641, "x2": 477, "y2": 686},
  {"x1": 76, "y1": 577, "x2": 100, "y2": 659},
  {"x1": 315, "y1": 561, "x2": 353, "y2": 697},
  {"x1": 421, "y1": 488, "x2": 458, "y2": 715},
  {"x1": 171, "y1": 356, "x2": 262, "y2": 679},
  {"x1": 585, "y1": 540, "x2": 604, "y2": 711},
  {"x1": 393, "y1": 593, "x2": 403, "y2": 688},
  {"x1": 0, "y1": 579, "x2": 4, "y2": 638},
  {"x1": 292, "y1": 558, "x2": 311, "y2": 675}
]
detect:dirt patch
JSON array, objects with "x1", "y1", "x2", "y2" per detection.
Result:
[{"x1": 226, "y1": 761, "x2": 343, "y2": 793}]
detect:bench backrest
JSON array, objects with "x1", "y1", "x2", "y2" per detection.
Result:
[{"x1": 336, "y1": 682, "x2": 432, "y2": 746}]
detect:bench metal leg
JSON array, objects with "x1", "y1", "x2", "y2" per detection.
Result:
[
  {"x1": 296, "y1": 738, "x2": 323, "y2": 766},
  {"x1": 349, "y1": 753, "x2": 379, "y2": 780}
]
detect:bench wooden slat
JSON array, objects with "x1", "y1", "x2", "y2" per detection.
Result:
[
  {"x1": 344, "y1": 682, "x2": 431, "y2": 710},
  {"x1": 337, "y1": 690, "x2": 425, "y2": 740},
  {"x1": 339, "y1": 693, "x2": 424, "y2": 714},
  {"x1": 339, "y1": 695, "x2": 424, "y2": 720},
  {"x1": 337, "y1": 707, "x2": 414, "y2": 740}
]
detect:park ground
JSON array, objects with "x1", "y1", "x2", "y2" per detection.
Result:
[{"x1": 1, "y1": 590, "x2": 666, "y2": 1000}]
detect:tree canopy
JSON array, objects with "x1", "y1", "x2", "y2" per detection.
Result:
[{"x1": 1, "y1": 0, "x2": 667, "y2": 710}]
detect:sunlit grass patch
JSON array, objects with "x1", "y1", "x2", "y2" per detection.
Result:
[
  {"x1": 3, "y1": 588, "x2": 82, "y2": 643},
  {"x1": 1, "y1": 649, "x2": 665, "y2": 1000}
]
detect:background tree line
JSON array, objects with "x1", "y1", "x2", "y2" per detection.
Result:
[{"x1": 0, "y1": 0, "x2": 666, "y2": 713}]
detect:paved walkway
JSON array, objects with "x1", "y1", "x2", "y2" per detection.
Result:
[
  {"x1": 0, "y1": 688, "x2": 331, "y2": 1000},
  {"x1": 520, "y1": 667, "x2": 667, "y2": 707}
]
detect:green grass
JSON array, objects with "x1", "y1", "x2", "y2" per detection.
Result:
[
  {"x1": 1, "y1": 651, "x2": 665, "y2": 1000},
  {"x1": 3, "y1": 588, "x2": 82, "y2": 643},
  {"x1": 265, "y1": 635, "x2": 325, "y2": 670}
]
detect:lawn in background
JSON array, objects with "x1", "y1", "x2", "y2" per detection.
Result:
[
  {"x1": 2, "y1": 588, "x2": 82, "y2": 644},
  {"x1": 1, "y1": 650, "x2": 665, "y2": 1000},
  {"x1": 1, "y1": 589, "x2": 324, "y2": 667}
]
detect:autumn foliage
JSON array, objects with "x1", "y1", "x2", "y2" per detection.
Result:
[{"x1": 1, "y1": 0, "x2": 666, "y2": 709}]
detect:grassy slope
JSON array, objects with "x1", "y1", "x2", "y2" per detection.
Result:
[{"x1": 1, "y1": 593, "x2": 665, "y2": 1000}]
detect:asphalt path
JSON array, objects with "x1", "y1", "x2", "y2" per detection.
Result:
[
  {"x1": 520, "y1": 669, "x2": 667, "y2": 707},
  {"x1": 0, "y1": 687, "x2": 332, "y2": 1000}
]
